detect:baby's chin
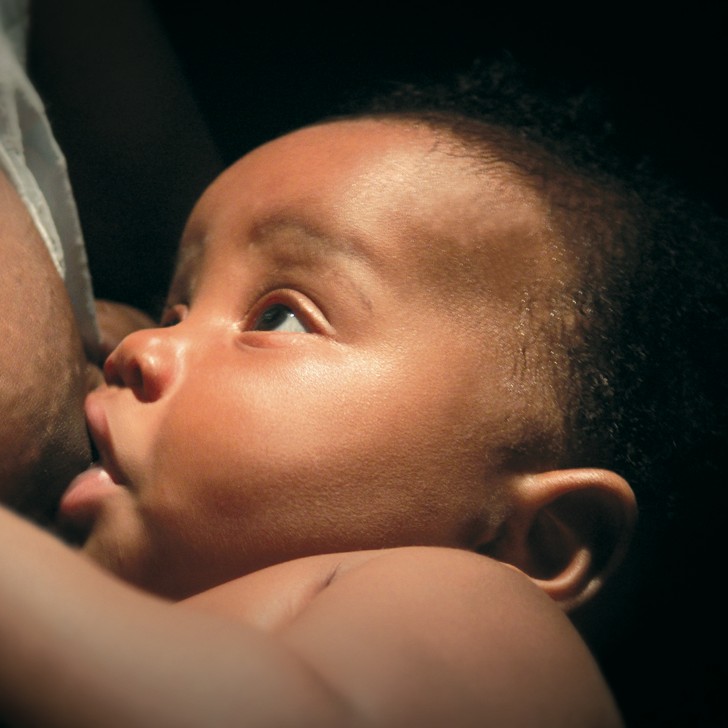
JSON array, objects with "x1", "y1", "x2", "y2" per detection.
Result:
[{"x1": 60, "y1": 501, "x2": 186, "y2": 598}]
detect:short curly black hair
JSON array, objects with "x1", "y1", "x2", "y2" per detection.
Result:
[{"x1": 337, "y1": 54, "x2": 728, "y2": 533}]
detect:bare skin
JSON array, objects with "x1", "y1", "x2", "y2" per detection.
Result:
[
  {"x1": 0, "y1": 171, "x2": 91, "y2": 525},
  {"x1": 0, "y1": 511, "x2": 622, "y2": 727},
  {"x1": 0, "y1": 173, "x2": 157, "y2": 520},
  {"x1": 57, "y1": 120, "x2": 575, "y2": 598},
  {"x1": 1, "y1": 120, "x2": 633, "y2": 726}
]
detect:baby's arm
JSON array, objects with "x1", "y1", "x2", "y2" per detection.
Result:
[{"x1": 0, "y1": 505, "x2": 621, "y2": 727}]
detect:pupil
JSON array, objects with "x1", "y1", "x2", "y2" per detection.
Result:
[{"x1": 257, "y1": 304, "x2": 291, "y2": 330}]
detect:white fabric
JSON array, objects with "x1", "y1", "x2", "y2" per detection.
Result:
[{"x1": 0, "y1": 0, "x2": 99, "y2": 355}]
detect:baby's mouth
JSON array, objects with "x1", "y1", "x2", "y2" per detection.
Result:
[
  {"x1": 89, "y1": 425, "x2": 101, "y2": 466},
  {"x1": 47, "y1": 428, "x2": 101, "y2": 545},
  {"x1": 82, "y1": 391, "x2": 130, "y2": 488},
  {"x1": 55, "y1": 395, "x2": 130, "y2": 545},
  {"x1": 56, "y1": 465, "x2": 119, "y2": 547}
]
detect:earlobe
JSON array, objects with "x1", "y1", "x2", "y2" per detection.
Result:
[{"x1": 481, "y1": 469, "x2": 637, "y2": 612}]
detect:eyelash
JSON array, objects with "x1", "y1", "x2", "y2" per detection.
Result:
[{"x1": 246, "y1": 291, "x2": 316, "y2": 334}]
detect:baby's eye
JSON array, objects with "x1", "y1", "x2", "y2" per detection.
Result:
[{"x1": 252, "y1": 303, "x2": 308, "y2": 333}]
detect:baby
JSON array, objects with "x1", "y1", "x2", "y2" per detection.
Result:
[{"x1": 1, "y1": 59, "x2": 723, "y2": 727}]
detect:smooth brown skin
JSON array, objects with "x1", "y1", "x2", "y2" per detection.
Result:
[
  {"x1": 0, "y1": 170, "x2": 91, "y2": 525},
  {"x1": 65, "y1": 120, "x2": 565, "y2": 598},
  {"x1": 1, "y1": 121, "x2": 634, "y2": 727},
  {"x1": 0, "y1": 517, "x2": 622, "y2": 728}
]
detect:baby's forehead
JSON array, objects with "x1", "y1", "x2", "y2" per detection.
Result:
[
  {"x1": 175, "y1": 119, "x2": 563, "y2": 306},
  {"x1": 343, "y1": 122, "x2": 562, "y2": 302}
]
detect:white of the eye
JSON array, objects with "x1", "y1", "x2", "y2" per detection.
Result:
[
  {"x1": 254, "y1": 302, "x2": 311, "y2": 333},
  {"x1": 274, "y1": 310, "x2": 307, "y2": 333}
]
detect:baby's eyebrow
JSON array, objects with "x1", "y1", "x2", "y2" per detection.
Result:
[
  {"x1": 248, "y1": 213, "x2": 376, "y2": 311},
  {"x1": 248, "y1": 213, "x2": 373, "y2": 265}
]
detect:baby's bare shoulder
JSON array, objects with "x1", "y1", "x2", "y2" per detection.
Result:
[
  {"x1": 183, "y1": 547, "x2": 526, "y2": 627},
  {"x1": 185, "y1": 547, "x2": 623, "y2": 727}
]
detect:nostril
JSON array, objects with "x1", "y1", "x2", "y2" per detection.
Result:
[
  {"x1": 102, "y1": 330, "x2": 177, "y2": 402},
  {"x1": 103, "y1": 356, "x2": 124, "y2": 387},
  {"x1": 103, "y1": 351, "x2": 144, "y2": 391},
  {"x1": 126, "y1": 361, "x2": 145, "y2": 391}
]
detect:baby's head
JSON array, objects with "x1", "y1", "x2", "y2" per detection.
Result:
[{"x1": 62, "y1": 59, "x2": 725, "y2": 619}]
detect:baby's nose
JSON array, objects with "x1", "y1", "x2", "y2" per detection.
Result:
[{"x1": 103, "y1": 327, "x2": 181, "y2": 402}]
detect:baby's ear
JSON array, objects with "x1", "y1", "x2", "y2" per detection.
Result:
[{"x1": 482, "y1": 469, "x2": 636, "y2": 612}]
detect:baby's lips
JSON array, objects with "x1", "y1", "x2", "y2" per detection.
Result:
[
  {"x1": 84, "y1": 391, "x2": 110, "y2": 451},
  {"x1": 59, "y1": 466, "x2": 115, "y2": 519},
  {"x1": 57, "y1": 466, "x2": 120, "y2": 545},
  {"x1": 57, "y1": 394, "x2": 132, "y2": 543},
  {"x1": 83, "y1": 390, "x2": 129, "y2": 487}
]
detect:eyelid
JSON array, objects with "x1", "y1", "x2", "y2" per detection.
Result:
[{"x1": 245, "y1": 289, "x2": 331, "y2": 336}]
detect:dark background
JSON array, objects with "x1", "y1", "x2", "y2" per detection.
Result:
[
  {"x1": 28, "y1": 1, "x2": 727, "y2": 317},
  {"x1": 26, "y1": 3, "x2": 728, "y2": 725}
]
